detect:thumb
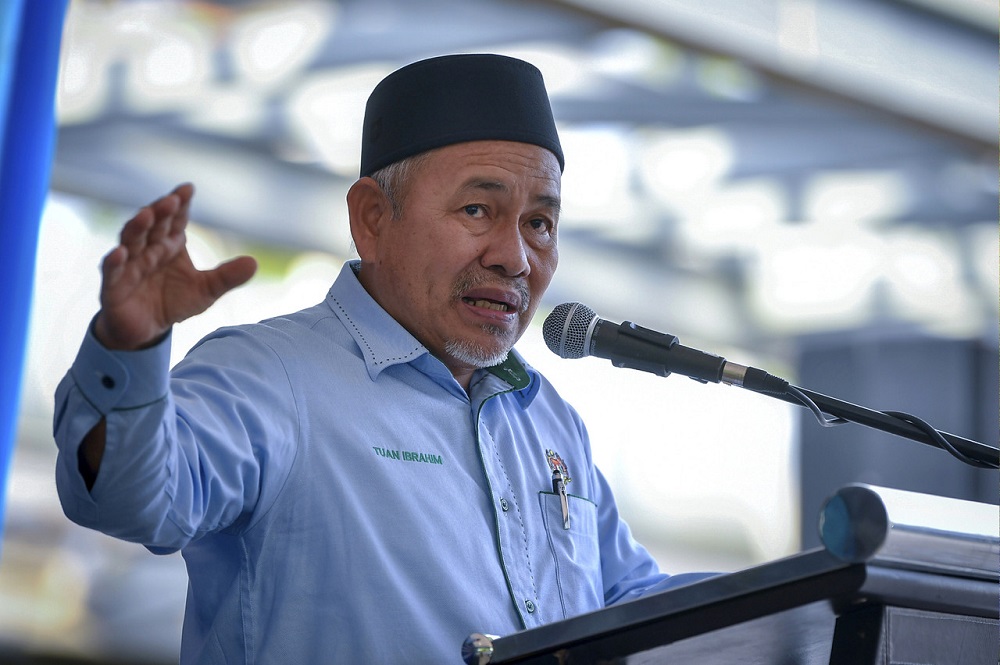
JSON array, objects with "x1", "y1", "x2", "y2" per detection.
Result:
[{"x1": 205, "y1": 255, "x2": 258, "y2": 300}]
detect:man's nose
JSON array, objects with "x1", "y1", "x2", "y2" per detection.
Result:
[{"x1": 481, "y1": 220, "x2": 530, "y2": 278}]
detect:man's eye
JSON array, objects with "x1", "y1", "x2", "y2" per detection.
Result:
[
  {"x1": 529, "y1": 218, "x2": 553, "y2": 233},
  {"x1": 464, "y1": 205, "x2": 484, "y2": 217}
]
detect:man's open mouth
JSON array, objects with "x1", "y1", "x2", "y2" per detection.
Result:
[{"x1": 463, "y1": 297, "x2": 512, "y2": 312}]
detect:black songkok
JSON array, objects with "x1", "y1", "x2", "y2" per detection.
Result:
[{"x1": 360, "y1": 54, "x2": 564, "y2": 177}]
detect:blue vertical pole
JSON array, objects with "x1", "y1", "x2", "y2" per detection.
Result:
[{"x1": 0, "y1": 0, "x2": 69, "y2": 545}]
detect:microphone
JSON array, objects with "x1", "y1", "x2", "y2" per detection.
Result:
[{"x1": 542, "y1": 302, "x2": 788, "y2": 392}]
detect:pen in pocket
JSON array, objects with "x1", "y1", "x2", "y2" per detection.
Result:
[{"x1": 551, "y1": 468, "x2": 570, "y2": 530}]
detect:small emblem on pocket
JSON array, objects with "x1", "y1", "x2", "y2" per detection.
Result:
[{"x1": 545, "y1": 449, "x2": 571, "y2": 484}]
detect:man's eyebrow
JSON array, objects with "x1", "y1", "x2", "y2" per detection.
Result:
[
  {"x1": 461, "y1": 179, "x2": 561, "y2": 213},
  {"x1": 536, "y1": 193, "x2": 562, "y2": 214}
]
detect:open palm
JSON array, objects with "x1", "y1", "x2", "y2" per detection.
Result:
[{"x1": 94, "y1": 183, "x2": 258, "y2": 350}]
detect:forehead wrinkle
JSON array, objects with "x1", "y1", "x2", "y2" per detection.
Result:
[{"x1": 461, "y1": 178, "x2": 508, "y2": 195}]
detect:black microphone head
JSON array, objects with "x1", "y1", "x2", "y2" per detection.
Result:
[{"x1": 542, "y1": 302, "x2": 597, "y2": 359}]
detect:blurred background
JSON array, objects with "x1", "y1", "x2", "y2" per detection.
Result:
[{"x1": 3, "y1": 0, "x2": 997, "y2": 662}]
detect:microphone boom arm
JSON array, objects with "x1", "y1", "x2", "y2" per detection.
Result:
[
  {"x1": 747, "y1": 382, "x2": 999, "y2": 469},
  {"x1": 597, "y1": 320, "x2": 997, "y2": 468},
  {"x1": 542, "y1": 302, "x2": 998, "y2": 469},
  {"x1": 608, "y1": 321, "x2": 998, "y2": 468}
]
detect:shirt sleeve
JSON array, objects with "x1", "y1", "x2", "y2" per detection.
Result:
[
  {"x1": 593, "y1": 465, "x2": 717, "y2": 604},
  {"x1": 53, "y1": 322, "x2": 298, "y2": 554}
]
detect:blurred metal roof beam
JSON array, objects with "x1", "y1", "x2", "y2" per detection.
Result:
[
  {"x1": 545, "y1": 0, "x2": 997, "y2": 148},
  {"x1": 892, "y1": 0, "x2": 998, "y2": 32}
]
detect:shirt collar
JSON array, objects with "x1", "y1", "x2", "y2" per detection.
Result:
[
  {"x1": 326, "y1": 261, "x2": 428, "y2": 382},
  {"x1": 483, "y1": 348, "x2": 542, "y2": 407},
  {"x1": 326, "y1": 261, "x2": 541, "y2": 405}
]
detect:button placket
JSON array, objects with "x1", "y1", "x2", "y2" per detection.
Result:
[{"x1": 474, "y1": 391, "x2": 541, "y2": 628}]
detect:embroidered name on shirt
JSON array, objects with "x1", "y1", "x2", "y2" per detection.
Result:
[{"x1": 373, "y1": 446, "x2": 444, "y2": 465}]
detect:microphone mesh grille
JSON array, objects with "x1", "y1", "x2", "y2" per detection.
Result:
[{"x1": 542, "y1": 302, "x2": 596, "y2": 359}]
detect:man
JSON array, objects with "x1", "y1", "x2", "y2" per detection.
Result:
[{"x1": 54, "y1": 54, "x2": 701, "y2": 664}]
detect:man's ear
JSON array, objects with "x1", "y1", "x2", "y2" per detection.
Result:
[{"x1": 347, "y1": 177, "x2": 390, "y2": 260}]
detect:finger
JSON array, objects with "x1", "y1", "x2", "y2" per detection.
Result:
[
  {"x1": 100, "y1": 245, "x2": 127, "y2": 280},
  {"x1": 119, "y1": 206, "x2": 155, "y2": 255},
  {"x1": 99, "y1": 245, "x2": 131, "y2": 300},
  {"x1": 204, "y1": 255, "x2": 258, "y2": 300},
  {"x1": 172, "y1": 182, "x2": 194, "y2": 207},
  {"x1": 152, "y1": 185, "x2": 195, "y2": 244},
  {"x1": 117, "y1": 202, "x2": 181, "y2": 281},
  {"x1": 146, "y1": 192, "x2": 183, "y2": 245},
  {"x1": 167, "y1": 182, "x2": 195, "y2": 237}
]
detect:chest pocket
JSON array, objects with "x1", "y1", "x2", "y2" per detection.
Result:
[{"x1": 539, "y1": 492, "x2": 603, "y2": 617}]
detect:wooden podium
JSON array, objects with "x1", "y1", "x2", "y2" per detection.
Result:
[{"x1": 466, "y1": 484, "x2": 999, "y2": 665}]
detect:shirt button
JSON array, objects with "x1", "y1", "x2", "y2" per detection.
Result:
[
  {"x1": 499, "y1": 498, "x2": 509, "y2": 512},
  {"x1": 524, "y1": 600, "x2": 535, "y2": 613},
  {"x1": 100, "y1": 375, "x2": 115, "y2": 389}
]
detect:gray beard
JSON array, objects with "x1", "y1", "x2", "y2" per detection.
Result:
[
  {"x1": 446, "y1": 271, "x2": 530, "y2": 368},
  {"x1": 444, "y1": 327, "x2": 512, "y2": 368}
]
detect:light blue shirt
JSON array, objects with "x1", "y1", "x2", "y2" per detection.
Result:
[{"x1": 54, "y1": 261, "x2": 695, "y2": 664}]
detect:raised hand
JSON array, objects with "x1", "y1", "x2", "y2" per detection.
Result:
[{"x1": 93, "y1": 183, "x2": 258, "y2": 350}]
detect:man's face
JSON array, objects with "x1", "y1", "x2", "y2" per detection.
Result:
[{"x1": 357, "y1": 140, "x2": 561, "y2": 386}]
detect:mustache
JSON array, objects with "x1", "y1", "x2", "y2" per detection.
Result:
[{"x1": 452, "y1": 270, "x2": 531, "y2": 314}]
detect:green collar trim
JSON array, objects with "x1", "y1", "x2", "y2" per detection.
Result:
[{"x1": 486, "y1": 354, "x2": 531, "y2": 391}]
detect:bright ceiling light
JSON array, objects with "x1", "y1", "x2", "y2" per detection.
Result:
[
  {"x1": 589, "y1": 29, "x2": 685, "y2": 89},
  {"x1": 677, "y1": 179, "x2": 786, "y2": 257},
  {"x1": 185, "y1": 85, "x2": 266, "y2": 137},
  {"x1": 141, "y1": 30, "x2": 205, "y2": 89},
  {"x1": 639, "y1": 128, "x2": 734, "y2": 200},
  {"x1": 749, "y1": 225, "x2": 881, "y2": 331},
  {"x1": 884, "y1": 229, "x2": 970, "y2": 326},
  {"x1": 105, "y1": 2, "x2": 213, "y2": 110},
  {"x1": 231, "y1": 2, "x2": 337, "y2": 88},
  {"x1": 696, "y1": 56, "x2": 765, "y2": 102},
  {"x1": 804, "y1": 170, "x2": 910, "y2": 225}
]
